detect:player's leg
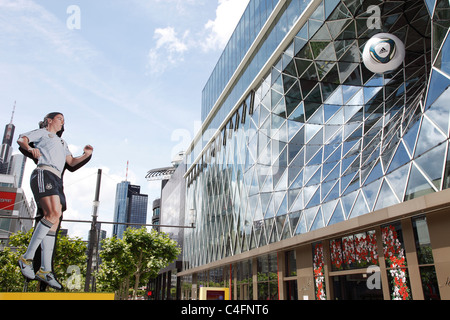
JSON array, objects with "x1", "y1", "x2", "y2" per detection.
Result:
[
  {"x1": 19, "y1": 195, "x2": 60, "y2": 281},
  {"x1": 34, "y1": 195, "x2": 63, "y2": 290}
]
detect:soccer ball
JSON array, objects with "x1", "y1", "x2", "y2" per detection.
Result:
[{"x1": 362, "y1": 33, "x2": 405, "y2": 74}]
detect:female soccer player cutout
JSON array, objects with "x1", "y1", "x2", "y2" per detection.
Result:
[{"x1": 17, "y1": 112, "x2": 93, "y2": 290}]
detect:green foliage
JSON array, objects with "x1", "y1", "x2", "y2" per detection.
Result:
[
  {"x1": 96, "y1": 227, "x2": 180, "y2": 299},
  {"x1": 1, "y1": 228, "x2": 87, "y2": 292}
]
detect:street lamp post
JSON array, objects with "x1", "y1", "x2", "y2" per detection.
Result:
[{"x1": 84, "y1": 169, "x2": 102, "y2": 292}]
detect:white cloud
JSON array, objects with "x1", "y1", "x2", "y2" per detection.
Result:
[
  {"x1": 147, "y1": 27, "x2": 190, "y2": 74},
  {"x1": 146, "y1": 0, "x2": 250, "y2": 74},
  {"x1": 202, "y1": 0, "x2": 250, "y2": 52}
]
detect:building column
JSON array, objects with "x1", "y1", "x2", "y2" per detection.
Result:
[
  {"x1": 277, "y1": 251, "x2": 285, "y2": 300},
  {"x1": 252, "y1": 257, "x2": 258, "y2": 300},
  {"x1": 296, "y1": 244, "x2": 314, "y2": 300}
]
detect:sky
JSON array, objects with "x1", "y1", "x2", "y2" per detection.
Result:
[{"x1": 0, "y1": 0, "x2": 250, "y2": 239}]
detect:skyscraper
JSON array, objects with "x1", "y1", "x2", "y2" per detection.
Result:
[
  {"x1": 0, "y1": 104, "x2": 16, "y2": 175},
  {"x1": 112, "y1": 181, "x2": 148, "y2": 239}
]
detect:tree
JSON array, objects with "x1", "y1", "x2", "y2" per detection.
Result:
[
  {"x1": 1, "y1": 228, "x2": 87, "y2": 292},
  {"x1": 96, "y1": 227, "x2": 180, "y2": 299}
]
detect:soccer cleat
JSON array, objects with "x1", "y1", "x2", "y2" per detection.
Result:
[
  {"x1": 18, "y1": 256, "x2": 35, "y2": 280},
  {"x1": 35, "y1": 269, "x2": 63, "y2": 290}
]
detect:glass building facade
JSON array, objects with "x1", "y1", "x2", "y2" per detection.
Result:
[
  {"x1": 112, "y1": 182, "x2": 148, "y2": 238},
  {"x1": 180, "y1": 0, "x2": 450, "y2": 300}
]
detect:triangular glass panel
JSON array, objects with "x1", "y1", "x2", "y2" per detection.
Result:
[
  {"x1": 415, "y1": 116, "x2": 447, "y2": 157},
  {"x1": 324, "y1": 179, "x2": 340, "y2": 202},
  {"x1": 305, "y1": 123, "x2": 322, "y2": 142},
  {"x1": 341, "y1": 189, "x2": 358, "y2": 219},
  {"x1": 276, "y1": 193, "x2": 288, "y2": 216},
  {"x1": 281, "y1": 215, "x2": 292, "y2": 240},
  {"x1": 305, "y1": 206, "x2": 320, "y2": 231},
  {"x1": 322, "y1": 199, "x2": 338, "y2": 225},
  {"x1": 405, "y1": 163, "x2": 436, "y2": 201},
  {"x1": 425, "y1": 87, "x2": 450, "y2": 136},
  {"x1": 402, "y1": 120, "x2": 420, "y2": 157},
  {"x1": 328, "y1": 200, "x2": 345, "y2": 225},
  {"x1": 288, "y1": 101, "x2": 306, "y2": 123},
  {"x1": 310, "y1": 207, "x2": 325, "y2": 231},
  {"x1": 387, "y1": 141, "x2": 411, "y2": 174},
  {"x1": 343, "y1": 86, "x2": 362, "y2": 104},
  {"x1": 348, "y1": 191, "x2": 369, "y2": 219},
  {"x1": 311, "y1": 1, "x2": 325, "y2": 21},
  {"x1": 434, "y1": 31, "x2": 450, "y2": 75},
  {"x1": 325, "y1": 86, "x2": 344, "y2": 105},
  {"x1": 287, "y1": 119, "x2": 304, "y2": 141},
  {"x1": 289, "y1": 210, "x2": 301, "y2": 234},
  {"x1": 294, "y1": 213, "x2": 307, "y2": 235},
  {"x1": 374, "y1": 179, "x2": 399, "y2": 211},
  {"x1": 364, "y1": 161, "x2": 383, "y2": 186},
  {"x1": 362, "y1": 178, "x2": 383, "y2": 211},
  {"x1": 323, "y1": 161, "x2": 340, "y2": 182},
  {"x1": 290, "y1": 189, "x2": 304, "y2": 212},
  {"x1": 425, "y1": 69, "x2": 450, "y2": 109},
  {"x1": 275, "y1": 215, "x2": 286, "y2": 241},
  {"x1": 285, "y1": 82, "x2": 303, "y2": 117},
  {"x1": 312, "y1": 23, "x2": 332, "y2": 41},
  {"x1": 321, "y1": 178, "x2": 338, "y2": 200},
  {"x1": 386, "y1": 164, "x2": 410, "y2": 202},
  {"x1": 303, "y1": 184, "x2": 319, "y2": 208},
  {"x1": 326, "y1": 19, "x2": 351, "y2": 39},
  {"x1": 424, "y1": 0, "x2": 436, "y2": 16},
  {"x1": 414, "y1": 143, "x2": 446, "y2": 190},
  {"x1": 309, "y1": 105, "x2": 324, "y2": 124}
]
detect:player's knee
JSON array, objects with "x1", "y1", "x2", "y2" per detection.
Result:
[{"x1": 44, "y1": 208, "x2": 62, "y2": 222}]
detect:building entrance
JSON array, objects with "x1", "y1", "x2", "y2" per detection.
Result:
[{"x1": 332, "y1": 274, "x2": 383, "y2": 300}]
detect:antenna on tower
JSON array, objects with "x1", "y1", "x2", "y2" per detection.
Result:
[
  {"x1": 10, "y1": 101, "x2": 16, "y2": 124},
  {"x1": 126, "y1": 160, "x2": 129, "y2": 182}
]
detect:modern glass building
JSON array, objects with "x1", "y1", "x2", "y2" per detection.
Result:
[
  {"x1": 179, "y1": 0, "x2": 450, "y2": 300},
  {"x1": 112, "y1": 182, "x2": 148, "y2": 238}
]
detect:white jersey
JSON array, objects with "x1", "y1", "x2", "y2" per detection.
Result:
[{"x1": 19, "y1": 128, "x2": 72, "y2": 173}]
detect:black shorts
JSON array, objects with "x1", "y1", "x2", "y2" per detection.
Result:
[{"x1": 30, "y1": 168, "x2": 67, "y2": 212}]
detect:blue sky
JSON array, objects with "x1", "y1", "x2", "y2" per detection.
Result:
[{"x1": 0, "y1": 0, "x2": 249, "y2": 238}]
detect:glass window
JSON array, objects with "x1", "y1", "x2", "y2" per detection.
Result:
[
  {"x1": 419, "y1": 266, "x2": 441, "y2": 300},
  {"x1": 412, "y1": 215, "x2": 434, "y2": 265},
  {"x1": 285, "y1": 250, "x2": 297, "y2": 277},
  {"x1": 257, "y1": 253, "x2": 279, "y2": 300},
  {"x1": 236, "y1": 260, "x2": 253, "y2": 300},
  {"x1": 412, "y1": 215, "x2": 441, "y2": 300}
]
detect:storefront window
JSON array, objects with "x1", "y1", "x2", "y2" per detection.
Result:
[
  {"x1": 257, "y1": 253, "x2": 279, "y2": 300},
  {"x1": 330, "y1": 230, "x2": 378, "y2": 271},
  {"x1": 412, "y1": 215, "x2": 441, "y2": 300},
  {"x1": 313, "y1": 242, "x2": 326, "y2": 300},
  {"x1": 285, "y1": 250, "x2": 297, "y2": 277},
  {"x1": 382, "y1": 222, "x2": 412, "y2": 300},
  {"x1": 236, "y1": 260, "x2": 253, "y2": 300}
]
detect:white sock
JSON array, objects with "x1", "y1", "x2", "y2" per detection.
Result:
[
  {"x1": 23, "y1": 218, "x2": 54, "y2": 260},
  {"x1": 40, "y1": 230, "x2": 57, "y2": 271}
]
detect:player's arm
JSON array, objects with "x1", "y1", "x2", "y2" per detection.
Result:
[
  {"x1": 66, "y1": 145, "x2": 93, "y2": 167},
  {"x1": 17, "y1": 136, "x2": 41, "y2": 159}
]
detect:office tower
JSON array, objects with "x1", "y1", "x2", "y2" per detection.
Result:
[{"x1": 112, "y1": 181, "x2": 148, "y2": 239}]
